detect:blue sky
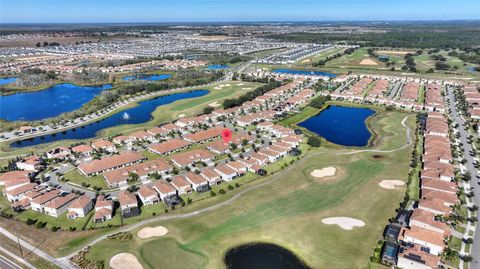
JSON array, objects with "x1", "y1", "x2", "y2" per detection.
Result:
[{"x1": 1, "y1": 0, "x2": 479, "y2": 23}]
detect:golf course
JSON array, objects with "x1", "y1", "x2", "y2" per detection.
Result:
[{"x1": 76, "y1": 107, "x2": 416, "y2": 269}]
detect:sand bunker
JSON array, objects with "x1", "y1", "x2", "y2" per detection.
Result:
[
  {"x1": 310, "y1": 167, "x2": 336, "y2": 178},
  {"x1": 178, "y1": 114, "x2": 185, "y2": 118},
  {"x1": 377, "y1": 50, "x2": 413, "y2": 55},
  {"x1": 137, "y1": 226, "x2": 169, "y2": 239},
  {"x1": 242, "y1": 87, "x2": 252, "y2": 90},
  {"x1": 379, "y1": 180, "x2": 405, "y2": 190},
  {"x1": 237, "y1": 83, "x2": 244, "y2": 86},
  {"x1": 209, "y1": 101, "x2": 221, "y2": 107},
  {"x1": 110, "y1": 253, "x2": 143, "y2": 269},
  {"x1": 214, "y1": 86, "x2": 221, "y2": 90},
  {"x1": 321, "y1": 217, "x2": 365, "y2": 230},
  {"x1": 359, "y1": 59, "x2": 378, "y2": 65}
]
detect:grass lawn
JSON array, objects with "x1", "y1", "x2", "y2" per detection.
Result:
[
  {"x1": 278, "y1": 106, "x2": 320, "y2": 127},
  {"x1": 15, "y1": 209, "x2": 93, "y2": 231},
  {"x1": 63, "y1": 169, "x2": 109, "y2": 191},
  {"x1": 79, "y1": 108, "x2": 415, "y2": 269},
  {"x1": 449, "y1": 236, "x2": 462, "y2": 251}
]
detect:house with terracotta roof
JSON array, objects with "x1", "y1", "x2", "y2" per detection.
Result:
[
  {"x1": 4, "y1": 183, "x2": 43, "y2": 202},
  {"x1": 67, "y1": 195, "x2": 93, "y2": 219},
  {"x1": 44, "y1": 193, "x2": 77, "y2": 217},
  {"x1": 45, "y1": 147, "x2": 71, "y2": 160},
  {"x1": 214, "y1": 164, "x2": 237, "y2": 181},
  {"x1": 397, "y1": 243, "x2": 440, "y2": 269},
  {"x1": 421, "y1": 178, "x2": 457, "y2": 194},
  {"x1": 103, "y1": 159, "x2": 172, "y2": 188},
  {"x1": 71, "y1": 144, "x2": 95, "y2": 157},
  {"x1": 410, "y1": 209, "x2": 450, "y2": 236},
  {"x1": 183, "y1": 126, "x2": 223, "y2": 144},
  {"x1": 0, "y1": 171, "x2": 34, "y2": 187},
  {"x1": 170, "y1": 149, "x2": 214, "y2": 168},
  {"x1": 3, "y1": 177, "x2": 31, "y2": 192},
  {"x1": 399, "y1": 226, "x2": 446, "y2": 255},
  {"x1": 129, "y1": 130, "x2": 154, "y2": 142},
  {"x1": 93, "y1": 195, "x2": 113, "y2": 223},
  {"x1": 171, "y1": 176, "x2": 192, "y2": 194},
  {"x1": 200, "y1": 167, "x2": 222, "y2": 185},
  {"x1": 78, "y1": 151, "x2": 146, "y2": 176},
  {"x1": 151, "y1": 181, "x2": 177, "y2": 200},
  {"x1": 249, "y1": 152, "x2": 269, "y2": 166},
  {"x1": 91, "y1": 139, "x2": 116, "y2": 153},
  {"x1": 205, "y1": 139, "x2": 230, "y2": 154},
  {"x1": 226, "y1": 161, "x2": 247, "y2": 175},
  {"x1": 16, "y1": 156, "x2": 43, "y2": 172},
  {"x1": 148, "y1": 139, "x2": 191, "y2": 155},
  {"x1": 185, "y1": 172, "x2": 209, "y2": 192},
  {"x1": 112, "y1": 135, "x2": 133, "y2": 145},
  {"x1": 138, "y1": 185, "x2": 159, "y2": 205},
  {"x1": 147, "y1": 127, "x2": 169, "y2": 137},
  {"x1": 418, "y1": 198, "x2": 452, "y2": 216},
  {"x1": 119, "y1": 191, "x2": 139, "y2": 218}
]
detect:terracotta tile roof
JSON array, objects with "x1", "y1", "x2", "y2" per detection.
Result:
[
  {"x1": 183, "y1": 126, "x2": 223, "y2": 143},
  {"x1": 185, "y1": 172, "x2": 207, "y2": 185},
  {"x1": 398, "y1": 243, "x2": 440, "y2": 268},
  {"x1": 0, "y1": 170, "x2": 32, "y2": 184},
  {"x1": 44, "y1": 193, "x2": 76, "y2": 209},
  {"x1": 68, "y1": 195, "x2": 91, "y2": 209},
  {"x1": 151, "y1": 180, "x2": 176, "y2": 194},
  {"x1": 138, "y1": 185, "x2": 158, "y2": 199},
  {"x1": 171, "y1": 176, "x2": 191, "y2": 188},
  {"x1": 170, "y1": 149, "x2": 214, "y2": 167},
  {"x1": 148, "y1": 139, "x2": 190, "y2": 155},
  {"x1": 78, "y1": 151, "x2": 144, "y2": 175},
  {"x1": 72, "y1": 144, "x2": 94, "y2": 154},
  {"x1": 410, "y1": 209, "x2": 450, "y2": 235},
  {"x1": 201, "y1": 167, "x2": 220, "y2": 180},
  {"x1": 5, "y1": 183, "x2": 38, "y2": 196},
  {"x1": 421, "y1": 189, "x2": 459, "y2": 205},
  {"x1": 119, "y1": 191, "x2": 137, "y2": 206},
  {"x1": 103, "y1": 159, "x2": 172, "y2": 186},
  {"x1": 4, "y1": 177, "x2": 30, "y2": 189},
  {"x1": 95, "y1": 195, "x2": 112, "y2": 209},
  {"x1": 402, "y1": 226, "x2": 446, "y2": 247},
  {"x1": 91, "y1": 139, "x2": 114, "y2": 149},
  {"x1": 215, "y1": 164, "x2": 236, "y2": 175}
]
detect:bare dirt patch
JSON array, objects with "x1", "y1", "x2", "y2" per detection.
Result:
[
  {"x1": 378, "y1": 180, "x2": 405, "y2": 190},
  {"x1": 110, "y1": 253, "x2": 143, "y2": 269},
  {"x1": 137, "y1": 226, "x2": 169, "y2": 239},
  {"x1": 372, "y1": 154, "x2": 385, "y2": 160},
  {"x1": 359, "y1": 59, "x2": 379, "y2": 66},
  {"x1": 321, "y1": 217, "x2": 365, "y2": 230}
]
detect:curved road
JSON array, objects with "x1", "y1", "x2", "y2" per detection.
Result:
[{"x1": 60, "y1": 115, "x2": 414, "y2": 261}]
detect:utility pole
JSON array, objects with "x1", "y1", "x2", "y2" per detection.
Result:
[{"x1": 17, "y1": 237, "x2": 23, "y2": 258}]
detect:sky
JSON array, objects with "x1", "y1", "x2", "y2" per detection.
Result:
[{"x1": 1, "y1": 0, "x2": 479, "y2": 23}]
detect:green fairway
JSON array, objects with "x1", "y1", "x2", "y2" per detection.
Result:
[{"x1": 80, "y1": 109, "x2": 415, "y2": 269}]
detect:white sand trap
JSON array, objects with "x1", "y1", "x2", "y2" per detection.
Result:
[
  {"x1": 379, "y1": 180, "x2": 405, "y2": 190},
  {"x1": 359, "y1": 59, "x2": 378, "y2": 65},
  {"x1": 178, "y1": 113, "x2": 185, "y2": 118},
  {"x1": 214, "y1": 86, "x2": 221, "y2": 90},
  {"x1": 110, "y1": 253, "x2": 143, "y2": 269},
  {"x1": 242, "y1": 87, "x2": 252, "y2": 90},
  {"x1": 209, "y1": 101, "x2": 221, "y2": 107},
  {"x1": 137, "y1": 226, "x2": 169, "y2": 239},
  {"x1": 237, "y1": 83, "x2": 244, "y2": 86},
  {"x1": 225, "y1": 84, "x2": 231, "y2": 86},
  {"x1": 321, "y1": 217, "x2": 365, "y2": 230},
  {"x1": 310, "y1": 167, "x2": 336, "y2": 178}
]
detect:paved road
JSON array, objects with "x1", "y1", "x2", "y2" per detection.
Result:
[
  {"x1": 58, "y1": 115, "x2": 414, "y2": 262},
  {"x1": 446, "y1": 86, "x2": 480, "y2": 269},
  {"x1": 0, "y1": 246, "x2": 36, "y2": 269},
  {"x1": 0, "y1": 227, "x2": 76, "y2": 269},
  {"x1": 387, "y1": 81, "x2": 403, "y2": 100},
  {"x1": 0, "y1": 254, "x2": 22, "y2": 269}
]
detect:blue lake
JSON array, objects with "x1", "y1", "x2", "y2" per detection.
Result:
[
  {"x1": 122, "y1": 74, "x2": 172, "y2": 81},
  {"x1": 298, "y1": 105, "x2": 375, "y2": 147},
  {"x1": 207, "y1": 64, "x2": 230, "y2": 70},
  {"x1": 0, "y1": 77, "x2": 18, "y2": 85},
  {"x1": 11, "y1": 90, "x2": 209, "y2": 148},
  {"x1": 272, "y1": 69, "x2": 336, "y2": 78},
  {"x1": 0, "y1": 83, "x2": 112, "y2": 122}
]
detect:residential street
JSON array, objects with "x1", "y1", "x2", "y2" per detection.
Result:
[{"x1": 446, "y1": 86, "x2": 480, "y2": 269}]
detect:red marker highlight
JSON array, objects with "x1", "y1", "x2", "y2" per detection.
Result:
[{"x1": 222, "y1": 128, "x2": 232, "y2": 143}]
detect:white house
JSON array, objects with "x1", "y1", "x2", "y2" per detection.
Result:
[{"x1": 67, "y1": 195, "x2": 93, "y2": 219}]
